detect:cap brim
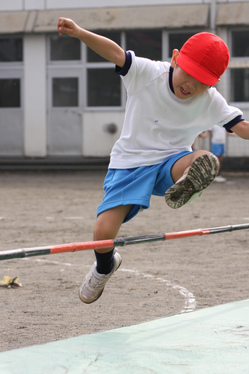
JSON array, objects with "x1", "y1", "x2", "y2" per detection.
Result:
[{"x1": 177, "y1": 53, "x2": 219, "y2": 86}]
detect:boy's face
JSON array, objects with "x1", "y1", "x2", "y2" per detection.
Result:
[{"x1": 170, "y1": 49, "x2": 210, "y2": 100}]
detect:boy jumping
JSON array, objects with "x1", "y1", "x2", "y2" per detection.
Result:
[{"x1": 57, "y1": 18, "x2": 249, "y2": 304}]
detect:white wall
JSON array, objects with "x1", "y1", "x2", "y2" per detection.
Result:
[
  {"x1": 45, "y1": 0, "x2": 207, "y2": 9},
  {"x1": 0, "y1": 0, "x2": 202, "y2": 11},
  {"x1": 0, "y1": 0, "x2": 22, "y2": 11},
  {"x1": 0, "y1": 0, "x2": 247, "y2": 12},
  {"x1": 83, "y1": 112, "x2": 124, "y2": 156}
]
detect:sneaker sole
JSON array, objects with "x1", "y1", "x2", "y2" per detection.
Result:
[
  {"x1": 165, "y1": 154, "x2": 219, "y2": 209},
  {"x1": 79, "y1": 253, "x2": 122, "y2": 304}
]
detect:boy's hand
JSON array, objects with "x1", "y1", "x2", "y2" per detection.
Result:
[{"x1": 57, "y1": 17, "x2": 80, "y2": 38}]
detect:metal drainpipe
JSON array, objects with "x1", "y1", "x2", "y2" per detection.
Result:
[{"x1": 210, "y1": 0, "x2": 217, "y2": 34}]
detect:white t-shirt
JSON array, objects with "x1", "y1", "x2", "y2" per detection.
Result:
[{"x1": 109, "y1": 51, "x2": 242, "y2": 169}]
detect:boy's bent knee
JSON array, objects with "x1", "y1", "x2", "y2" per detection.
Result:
[
  {"x1": 93, "y1": 205, "x2": 133, "y2": 242},
  {"x1": 191, "y1": 150, "x2": 213, "y2": 160},
  {"x1": 171, "y1": 150, "x2": 215, "y2": 183}
]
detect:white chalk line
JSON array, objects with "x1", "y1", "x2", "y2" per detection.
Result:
[
  {"x1": 21, "y1": 258, "x2": 72, "y2": 267},
  {"x1": 120, "y1": 268, "x2": 196, "y2": 313},
  {"x1": 21, "y1": 258, "x2": 196, "y2": 314}
]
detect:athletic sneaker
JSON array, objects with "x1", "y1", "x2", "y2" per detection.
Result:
[
  {"x1": 165, "y1": 154, "x2": 219, "y2": 209},
  {"x1": 79, "y1": 250, "x2": 122, "y2": 304}
]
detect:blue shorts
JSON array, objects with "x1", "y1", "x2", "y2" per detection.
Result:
[
  {"x1": 211, "y1": 143, "x2": 225, "y2": 157},
  {"x1": 97, "y1": 150, "x2": 192, "y2": 223}
]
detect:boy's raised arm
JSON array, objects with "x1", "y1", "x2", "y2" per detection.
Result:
[
  {"x1": 57, "y1": 17, "x2": 126, "y2": 68},
  {"x1": 231, "y1": 120, "x2": 249, "y2": 139}
]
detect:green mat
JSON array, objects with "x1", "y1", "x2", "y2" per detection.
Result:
[{"x1": 1, "y1": 299, "x2": 249, "y2": 374}]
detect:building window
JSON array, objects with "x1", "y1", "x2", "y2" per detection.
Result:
[
  {"x1": 0, "y1": 78, "x2": 20, "y2": 107},
  {"x1": 52, "y1": 77, "x2": 78, "y2": 107},
  {"x1": 50, "y1": 35, "x2": 81, "y2": 61},
  {"x1": 87, "y1": 31, "x2": 121, "y2": 62},
  {"x1": 230, "y1": 69, "x2": 249, "y2": 102},
  {"x1": 86, "y1": 29, "x2": 161, "y2": 107},
  {"x1": 48, "y1": 29, "x2": 203, "y2": 108},
  {"x1": 87, "y1": 68, "x2": 121, "y2": 107},
  {"x1": 0, "y1": 38, "x2": 23, "y2": 62},
  {"x1": 86, "y1": 30, "x2": 122, "y2": 107},
  {"x1": 230, "y1": 30, "x2": 249, "y2": 102},
  {"x1": 231, "y1": 30, "x2": 249, "y2": 57},
  {"x1": 168, "y1": 32, "x2": 196, "y2": 55},
  {"x1": 126, "y1": 30, "x2": 162, "y2": 60}
]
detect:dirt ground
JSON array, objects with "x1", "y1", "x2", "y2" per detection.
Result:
[{"x1": 0, "y1": 170, "x2": 249, "y2": 352}]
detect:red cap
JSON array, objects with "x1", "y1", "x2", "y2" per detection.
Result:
[{"x1": 176, "y1": 32, "x2": 230, "y2": 86}]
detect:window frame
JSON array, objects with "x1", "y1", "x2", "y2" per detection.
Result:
[
  {"x1": 0, "y1": 35, "x2": 23, "y2": 63},
  {"x1": 228, "y1": 27, "x2": 249, "y2": 106},
  {"x1": 0, "y1": 35, "x2": 23, "y2": 109},
  {"x1": 47, "y1": 28, "x2": 207, "y2": 111},
  {"x1": 47, "y1": 33, "x2": 82, "y2": 65},
  {"x1": 83, "y1": 30, "x2": 125, "y2": 111},
  {"x1": 47, "y1": 66, "x2": 83, "y2": 110},
  {"x1": 165, "y1": 28, "x2": 203, "y2": 60}
]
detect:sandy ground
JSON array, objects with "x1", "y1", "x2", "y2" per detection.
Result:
[{"x1": 0, "y1": 171, "x2": 249, "y2": 352}]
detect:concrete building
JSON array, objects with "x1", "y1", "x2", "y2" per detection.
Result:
[{"x1": 0, "y1": 0, "x2": 249, "y2": 167}]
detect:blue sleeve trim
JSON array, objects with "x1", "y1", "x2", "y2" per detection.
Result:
[
  {"x1": 115, "y1": 51, "x2": 132, "y2": 76},
  {"x1": 169, "y1": 66, "x2": 175, "y2": 94},
  {"x1": 224, "y1": 115, "x2": 244, "y2": 133}
]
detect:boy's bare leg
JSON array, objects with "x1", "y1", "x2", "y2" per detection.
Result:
[
  {"x1": 165, "y1": 150, "x2": 219, "y2": 209},
  {"x1": 93, "y1": 204, "x2": 133, "y2": 253},
  {"x1": 79, "y1": 204, "x2": 133, "y2": 304}
]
